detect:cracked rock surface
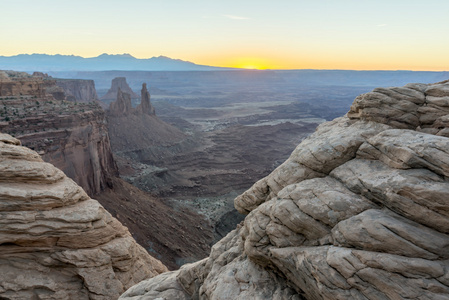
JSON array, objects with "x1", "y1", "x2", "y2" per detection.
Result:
[
  {"x1": 0, "y1": 133, "x2": 167, "y2": 300},
  {"x1": 121, "y1": 80, "x2": 449, "y2": 299}
]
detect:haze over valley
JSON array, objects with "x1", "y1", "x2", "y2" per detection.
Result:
[
  {"x1": 1, "y1": 0, "x2": 449, "y2": 299},
  {"x1": 3, "y1": 67, "x2": 449, "y2": 299},
  {"x1": 47, "y1": 67, "x2": 449, "y2": 243},
  {"x1": 1, "y1": 66, "x2": 447, "y2": 263}
]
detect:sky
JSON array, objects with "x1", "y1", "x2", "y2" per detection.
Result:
[{"x1": 1, "y1": 0, "x2": 449, "y2": 70}]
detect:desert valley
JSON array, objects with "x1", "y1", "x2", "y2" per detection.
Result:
[
  {"x1": 1, "y1": 62, "x2": 449, "y2": 299},
  {"x1": 2, "y1": 1, "x2": 449, "y2": 298}
]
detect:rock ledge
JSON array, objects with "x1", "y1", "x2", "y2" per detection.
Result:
[
  {"x1": 121, "y1": 80, "x2": 449, "y2": 299},
  {"x1": 0, "y1": 134, "x2": 167, "y2": 300}
]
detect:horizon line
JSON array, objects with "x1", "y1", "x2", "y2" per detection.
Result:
[{"x1": 1, "y1": 53, "x2": 448, "y2": 72}]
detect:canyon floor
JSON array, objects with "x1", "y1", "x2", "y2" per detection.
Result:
[
  {"x1": 6, "y1": 69, "x2": 447, "y2": 270},
  {"x1": 95, "y1": 72, "x2": 373, "y2": 246},
  {"x1": 2, "y1": 71, "x2": 449, "y2": 300},
  {"x1": 86, "y1": 70, "x2": 449, "y2": 262},
  {"x1": 122, "y1": 79, "x2": 449, "y2": 300}
]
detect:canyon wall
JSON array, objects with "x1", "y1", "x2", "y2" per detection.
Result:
[
  {"x1": 0, "y1": 102, "x2": 118, "y2": 196},
  {"x1": 0, "y1": 71, "x2": 48, "y2": 98},
  {"x1": 0, "y1": 133, "x2": 167, "y2": 299},
  {"x1": 0, "y1": 72, "x2": 118, "y2": 196},
  {"x1": 0, "y1": 72, "x2": 213, "y2": 269},
  {"x1": 55, "y1": 79, "x2": 100, "y2": 103},
  {"x1": 121, "y1": 80, "x2": 449, "y2": 299}
]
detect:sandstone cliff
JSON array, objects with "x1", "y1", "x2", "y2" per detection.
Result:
[
  {"x1": 100, "y1": 77, "x2": 139, "y2": 102},
  {"x1": 29, "y1": 72, "x2": 104, "y2": 106},
  {"x1": 0, "y1": 72, "x2": 118, "y2": 196},
  {"x1": 121, "y1": 80, "x2": 449, "y2": 299},
  {"x1": 0, "y1": 71, "x2": 99, "y2": 104},
  {"x1": 0, "y1": 133, "x2": 167, "y2": 299},
  {"x1": 0, "y1": 99, "x2": 118, "y2": 196},
  {"x1": 0, "y1": 70, "x2": 50, "y2": 99},
  {"x1": 55, "y1": 78, "x2": 101, "y2": 104},
  {"x1": 0, "y1": 72, "x2": 212, "y2": 269}
]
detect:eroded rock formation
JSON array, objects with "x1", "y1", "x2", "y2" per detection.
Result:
[
  {"x1": 136, "y1": 83, "x2": 155, "y2": 115},
  {"x1": 108, "y1": 82, "x2": 155, "y2": 117},
  {"x1": 0, "y1": 71, "x2": 211, "y2": 269},
  {"x1": 0, "y1": 70, "x2": 118, "y2": 196},
  {"x1": 55, "y1": 79, "x2": 100, "y2": 103},
  {"x1": 106, "y1": 83, "x2": 186, "y2": 162},
  {"x1": 0, "y1": 71, "x2": 101, "y2": 105},
  {"x1": 0, "y1": 71, "x2": 49, "y2": 98},
  {"x1": 100, "y1": 77, "x2": 139, "y2": 101},
  {"x1": 121, "y1": 80, "x2": 449, "y2": 299},
  {"x1": 109, "y1": 88, "x2": 133, "y2": 116},
  {"x1": 0, "y1": 133, "x2": 167, "y2": 299},
  {"x1": 0, "y1": 99, "x2": 118, "y2": 196}
]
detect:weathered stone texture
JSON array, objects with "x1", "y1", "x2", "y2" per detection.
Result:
[
  {"x1": 121, "y1": 80, "x2": 449, "y2": 299},
  {"x1": 0, "y1": 134, "x2": 167, "y2": 299},
  {"x1": 0, "y1": 72, "x2": 118, "y2": 196}
]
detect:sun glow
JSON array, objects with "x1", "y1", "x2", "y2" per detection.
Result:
[
  {"x1": 230, "y1": 57, "x2": 272, "y2": 70},
  {"x1": 233, "y1": 62, "x2": 269, "y2": 70},
  {"x1": 242, "y1": 65, "x2": 258, "y2": 70}
]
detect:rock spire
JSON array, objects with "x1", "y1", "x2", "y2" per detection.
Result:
[
  {"x1": 109, "y1": 87, "x2": 133, "y2": 116},
  {"x1": 108, "y1": 82, "x2": 155, "y2": 116},
  {"x1": 137, "y1": 83, "x2": 155, "y2": 115}
]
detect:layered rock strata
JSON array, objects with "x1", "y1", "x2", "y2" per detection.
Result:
[
  {"x1": 0, "y1": 133, "x2": 167, "y2": 299},
  {"x1": 0, "y1": 98, "x2": 118, "y2": 196},
  {"x1": 55, "y1": 79, "x2": 101, "y2": 104},
  {"x1": 121, "y1": 80, "x2": 449, "y2": 299},
  {"x1": 0, "y1": 71, "x2": 118, "y2": 196},
  {"x1": 0, "y1": 70, "x2": 51, "y2": 99},
  {"x1": 0, "y1": 71, "x2": 100, "y2": 104},
  {"x1": 0, "y1": 72, "x2": 211, "y2": 269}
]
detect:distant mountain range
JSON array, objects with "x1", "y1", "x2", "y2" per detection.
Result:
[{"x1": 0, "y1": 53, "x2": 230, "y2": 72}]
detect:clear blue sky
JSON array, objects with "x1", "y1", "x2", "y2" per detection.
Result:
[{"x1": 2, "y1": 0, "x2": 449, "y2": 70}]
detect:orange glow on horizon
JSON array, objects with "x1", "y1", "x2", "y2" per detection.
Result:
[
  {"x1": 2, "y1": 1, "x2": 449, "y2": 73},
  {"x1": 241, "y1": 66, "x2": 258, "y2": 70},
  {"x1": 236, "y1": 65, "x2": 266, "y2": 70},
  {"x1": 226, "y1": 57, "x2": 274, "y2": 70},
  {"x1": 0, "y1": 50, "x2": 448, "y2": 72},
  {"x1": 195, "y1": 53, "x2": 449, "y2": 72}
]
